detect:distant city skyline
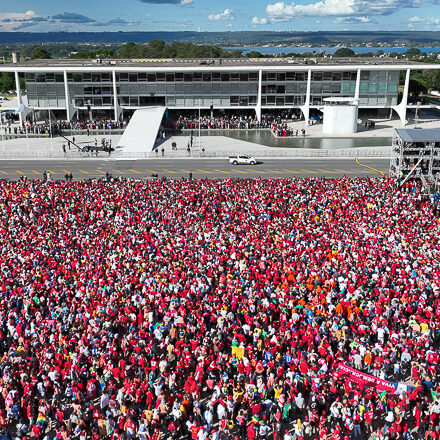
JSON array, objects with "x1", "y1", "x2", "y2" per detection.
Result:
[{"x1": 0, "y1": 0, "x2": 439, "y2": 33}]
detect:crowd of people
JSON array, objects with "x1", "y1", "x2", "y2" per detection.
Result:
[
  {"x1": 2, "y1": 120, "x2": 125, "y2": 136},
  {"x1": 0, "y1": 176, "x2": 439, "y2": 440},
  {"x1": 171, "y1": 113, "x2": 303, "y2": 131}
]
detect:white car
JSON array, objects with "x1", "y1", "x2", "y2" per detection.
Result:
[{"x1": 229, "y1": 155, "x2": 258, "y2": 165}]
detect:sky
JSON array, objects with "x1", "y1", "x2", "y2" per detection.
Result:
[{"x1": 0, "y1": 0, "x2": 439, "y2": 33}]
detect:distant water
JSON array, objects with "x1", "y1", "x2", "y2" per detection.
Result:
[{"x1": 224, "y1": 46, "x2": 440, "y2": 55}]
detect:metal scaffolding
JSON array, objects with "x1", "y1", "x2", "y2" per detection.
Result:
[{"x1": 389, "y1": 129, "x2": 440, "y2": 196}]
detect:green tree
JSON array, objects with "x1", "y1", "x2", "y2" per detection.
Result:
[
  {"x1": 422, "y1": 70, "x2": 440, "y2": 91},
  {"x1": 333, "y1": 48, "x2": 356, "y2": 57},
  {"x1": 245, "y1": 51, "x2": 265, "y2": 58},
  {"x1": 30, "y1": 47, "x2": 51, "y2": 59},
  {"x1": 409, "y1": 78, "x2": 427, "y2": 95},
  {"x1": 405, "y1": 48, "x2": 421, "y2": 58},
  {"x1": 0, "y1": 73, "x2": 15, "y2": 93}
]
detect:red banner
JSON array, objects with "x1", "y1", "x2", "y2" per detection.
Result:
[{"x1": 334, "y1": 364, "x2": 401, "y2": 394}]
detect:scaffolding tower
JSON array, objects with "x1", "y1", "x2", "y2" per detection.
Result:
[{"x1": 389, "y1": 129, "x2": 440, "y2": 196}]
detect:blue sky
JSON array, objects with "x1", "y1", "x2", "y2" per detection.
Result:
[{"x1": 0, "y1": 0, "x2": 439, "y2": 33}]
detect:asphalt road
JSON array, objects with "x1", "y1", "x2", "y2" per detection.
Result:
[{"x1": 0, "y1": 158, "x2": 390, "y2": 180}]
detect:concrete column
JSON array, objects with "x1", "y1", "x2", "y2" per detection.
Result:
[
  {"x1": 63, "y1": 71, "x2": 72, "y2": 121},
  {"x1": 392, "y1": 69, "x2": 410, "y2": 126},
  {"x1": 355, "y1": 69, "x2": 361, "y2": 99},
  {"x1": 256, "y1": 69, "x2": 262, "y2": 121},
  {"x1": 14, "y1": 71, "x2": 23, "y2": 127},
  {"x1": 112, "y1": 70, "x2": 119, "y2": 122},
  {"x1": 300, "y1": 69, "x2": 312, "y2": 127}
]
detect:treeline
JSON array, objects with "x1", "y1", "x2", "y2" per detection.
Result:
[{"x1": 69, "y1": 40, "x2": 242, "y2": 59}]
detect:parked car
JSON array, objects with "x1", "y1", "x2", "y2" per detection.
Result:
[
  {"x1": 0, "y1": 97, "x2": 9, "y2": 102},
  {"x1": 228, "y1": 155, "x2": 258, "y2": 165}
]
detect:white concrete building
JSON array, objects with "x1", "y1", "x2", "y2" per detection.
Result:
[{"x1": 0, "y1": 57, "x2": 439, "y2": 126}]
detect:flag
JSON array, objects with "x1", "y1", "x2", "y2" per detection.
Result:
[
  {"x1": 431, "y1": 390, "x2": 440, "y2": 401},
  {"x1": 379, "y1": 391, "x2": 387, "y2": 402}
]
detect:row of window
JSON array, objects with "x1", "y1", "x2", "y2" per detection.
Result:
[
  {"x1": 24, "y1": 70, "x2": 401, "y2": 84},
  {"x1": 28, "y1": 94, "x2": 398, "y2": 108}
]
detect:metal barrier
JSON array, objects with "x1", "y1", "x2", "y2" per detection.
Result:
[{"x1": 0, "y1": 147, "x2": 392, "y2": 160}]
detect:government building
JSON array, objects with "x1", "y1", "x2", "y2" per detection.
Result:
[{"x1": 0, "y1": 57, "x2": 439, "y2": 126}]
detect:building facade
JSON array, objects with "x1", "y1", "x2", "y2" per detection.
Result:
[{"x1": 1, "y1": 58, "x2": 439, "y2": 125}]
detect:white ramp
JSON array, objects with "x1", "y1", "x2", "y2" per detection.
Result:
[{"x1": 118, "y1": 107, "x2": 166, "y2": 153}]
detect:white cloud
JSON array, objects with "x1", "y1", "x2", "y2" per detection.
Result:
[
  {"x1": 252, "y1": 16, "x2": 268, "y2": 24},
  {"x1": 266, "y1": 0, "x2": 422, "y2": 20},
  {"x1": 335, "y1": 16, "x2": 374, "y2": 23},
  {"x1": 179, "y1": 0, "x2": 194, "y2": 6},
  {"x1": 208, "y1": 8, "x2": 235, "y2": 21},
  {"x1": 408, "y1": 15, "x2": 426, "y2": 22},
  {"x1": 0, "y1": 10, "x2": 48, "y2": 31}
]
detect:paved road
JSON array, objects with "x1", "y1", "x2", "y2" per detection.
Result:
[{"x1": 0, "y1": 158, "x2": 390, "y2": 180}]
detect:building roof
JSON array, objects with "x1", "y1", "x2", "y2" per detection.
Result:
[
  {"x1": 396, "y1": 128, "x2": 440, "y2": 143},
  {"x1": 0, "y1": 57, "x2": 430, "y2": 70}
]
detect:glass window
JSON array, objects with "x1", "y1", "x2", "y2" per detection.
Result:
[
  {"x1": 84, "y1": 86, "x2": 93, "y2": 95},
  {"x1": 231, "y1": 73, "x2": 240, "y2": 82},
  {"x1": 312, "y1": 72, "x2": 322, "y2": 81},
  {"x1": 184, "y1": 73, "x2": 193, "y2": 82},
  {"x1": 323, "y1": 72, "x2": 332, "y2": 81},
  {"x1": 102, "y1": 73, "x2": 111, "y2": 82},
  {"x1": 267, "y1": 72, "x2": 276, "y2": 81},
  {"x1": 103, "y1": 97, "x2": 112, "y2": 105},
  {"x1": 55, "y1": 74, "x2": 64, "y2": 83},
  {"x1": 129, "y1": 73, "x2": 138, "y2": 82},
  {"x1": 93, "y1": 98, "x2": 102, "y2": 106},
  {"x1": 166, "y1": 73, "x2": 174, "y2": 82},
  {"x1": 377, "y1": 82, "x2": 387, "y2": 93},
  {"x1": 276, "y1": 85, "x2": 285, "y2": 94},
  {"x1": 83, "y1": 73, "x2": 92, "y2": 81},
  {"x1": 73, "y1": 73, "x2": 82, "y2": 82},
  {"x1": 360, "y1": 71, "x2": 370, "y2": 80},
  {"x1": 276, "y1": 97, "x2": 284, "y2": 106},
  {"x1": 276, "y1": 73, "x2": 286, "y2": 82},
  {"x1": 285, "y1": 95, "x2": 293, "y2": 104},
  {"x1": 138, "y1": 73, "x2": 147, "y2": 82},
  {"x1": 239, "y1": 97, "x2": 248, "y2": 106},
  {"x1": 45, "y1": 73, "x2": 55, "y2": 82},
  {"x1": 92, "y1": 73, "x2": 101, "y2": 82},
  {"x1": 156, "y1": 73, "x2": 165, "y2": 82},
  {"x1": 359, "y1": 82, "x2": 369, "y2": 93},
  {"x1": 203, "y1": 73, "x2": 212, "y2": 82},
  {"x1": 119, "y1": 73, "x2": 129, "y2": 82},
  {"x1": 193, "y1": 73, "x2": 202, "y2": 82},
  {"x1": 212, "y1": 72, "x2": 221, "y2": 81},
  {"x1": 249, "y1": 72, "x2": 258, "y2": 81},
  {"x1": 93, "y1": 87, "x2": 101, "y2": 95},
  {"x1": 221, "y1": 73, "x2": 230, "y2": 82},
  {"x1": 266, "y1": 96, "x2": 275, "y2": 105},
  {"x1": 332, "y1": 72, "x2": 341, "y2": 81},
  {"x1": 249, "y1": 96, "x2": 257, "y2": 105},
  {"x1": 369, "y1": 82, "x2": 378, "y2": 93},
  {"x1": 387, "y1": 83, "x2": 398, "y2": 93},
  {"x1": 230, "y1": 96, "x2": 239, "y2": 105},
  {"x1": 130, "y1": 97, "x2": 139, "y2": 106},
  {"x1": 240, "y1": 73, "x2": 249, "y2": 82},
  {"x1": 147, "y1": 74, "x2": 156, "y2": 82},
  {"x1": 175, "y1": 73, "x2": 184, "y2": 81},
  {"x1": 331, "y1": 84, "x2": 341, "y2": 93}
]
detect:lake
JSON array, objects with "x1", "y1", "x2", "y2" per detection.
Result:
[{"x1": 223, "y1": 46, "x2": 440, "y2": 55}]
